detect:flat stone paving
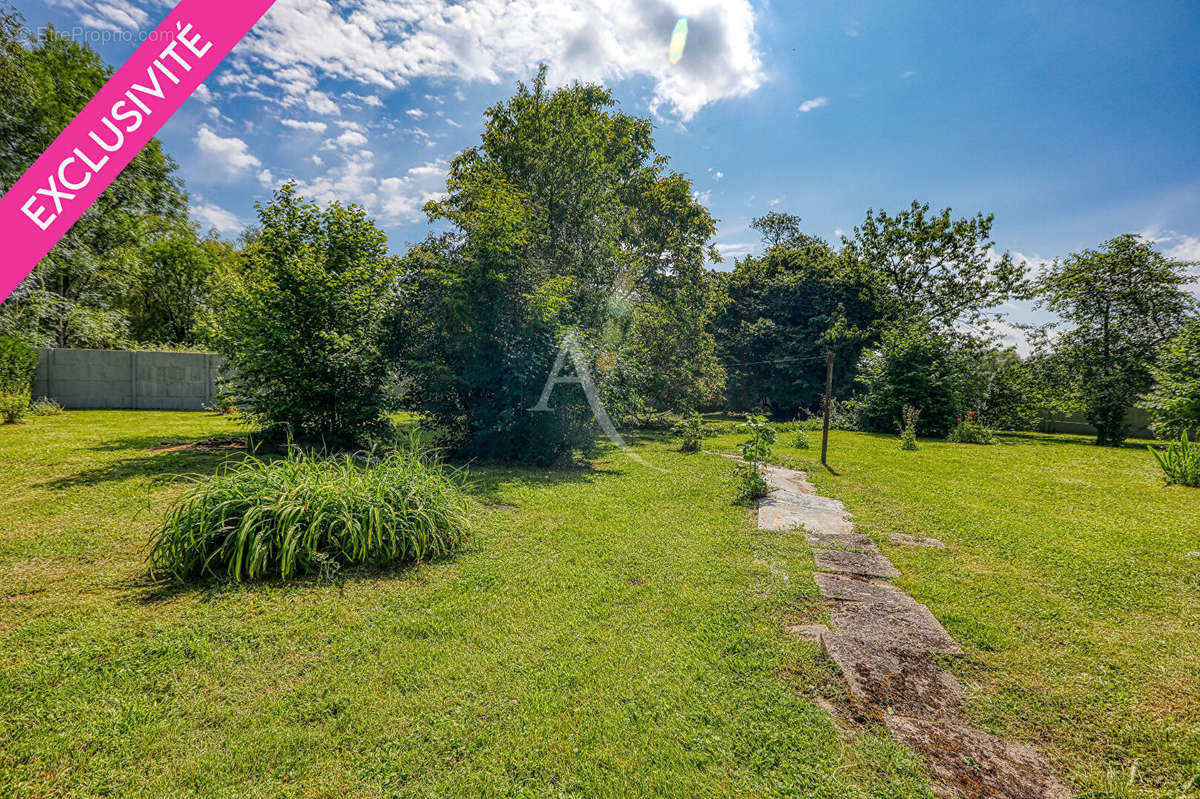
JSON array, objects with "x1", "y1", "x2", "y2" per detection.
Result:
[{"x1": 756, "y1": 463, "x2": 1072, "y2": 798}]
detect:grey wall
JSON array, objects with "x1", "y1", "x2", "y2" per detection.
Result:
[
  {"x1": 33, "y1": 348, "x2": 224, "y2": 411},
  {"x1": 1035, "y1": 408, "x2": 1155, "y2": 441}
]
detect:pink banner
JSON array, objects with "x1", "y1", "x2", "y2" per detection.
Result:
[{"x1": 0, "y1": 0, "x2": 276, "y2": 303}]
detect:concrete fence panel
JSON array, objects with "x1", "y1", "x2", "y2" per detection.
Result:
[{"x1": 34, "y1": 348, "x2": 224, "y2": 411}]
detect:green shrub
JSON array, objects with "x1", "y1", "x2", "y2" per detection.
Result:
[
  {"x1": 793, "y1": 429, "x2": 811, "y2": 449},
  {"x1": 1148, "y1": 432, "x2": 1200, "y2": 487},
  {"x1": 899, "y1": 405, "x2": 919, "y2": 451},
  {"x1": 947, "y1": 413, "x2": 995, "y2": 444},
  {"x1": 147, "y1": 446, "x2": 472, "y2": 582},
  {"x1": 1141, "y1": 318, "x2": 1200, "y2": 440},
  {"x1": 1, "y1": 389, "x2": 30, "y2": 424},
  {"x1": 672, "y1": 413, "x2": 705, "y2": 452},
  {"x1": 856, "y1": 324, "x2": 970, "y2": 438},
  {"x1": 207, "y1": 185, "x2": 401, "y2": 449},
  {"x1": 0, "y1": 335, "x2": 37, "y2": 394}
]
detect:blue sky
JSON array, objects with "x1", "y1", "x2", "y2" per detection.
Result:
[{"x1": 16, "y1": 0, "x2": 1200, "y2": 344}]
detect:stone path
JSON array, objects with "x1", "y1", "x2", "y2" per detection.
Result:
[{"x1": 755, "y1": 462, "x2": 1072, "y2": 799}]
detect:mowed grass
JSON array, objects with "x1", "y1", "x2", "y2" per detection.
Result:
[
  {"x1": 0, "y1": 411, "x2": 932, "y2": 798},
  {"x1": 708, "y1": 428, "x2": 1200, "y2": 799}
]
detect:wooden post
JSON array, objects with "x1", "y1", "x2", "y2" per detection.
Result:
[{"x1": 821, "y1": 349, "x2": 834, "y2": 466}]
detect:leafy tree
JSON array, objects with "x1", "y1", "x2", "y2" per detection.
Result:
[
  {"x1": 751, "y1": 211, "x2": 803, "y2": 250},
  {"x1": 1032, "y1": 234, "x2": 1195, "y2": 445},
  {"x1": 842, "y1": 201, "x2": 1025, "y2": 329},
  {"x1": 396, "y1": 68, "x2": 720, "y2": 463},
  {"x1": 710, "y1": 235, "x2": 879, "y2": 417},
  {"x1": 1141, "y1": 317, "x2": 1200, "y2": 439},
  {"x1": 0, "y1": 19, "x2": 187, "y2": 348},
  {"x1": 208, "y1": 185, "x2": 401, "y2": 447},
  {"x1": 855, "y1": 324, "x2": 975, "y2": 437},
  {"x1": 127, "y1": 224, "x2": 237, "y2": 345}
]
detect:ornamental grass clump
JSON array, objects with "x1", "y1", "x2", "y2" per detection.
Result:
[
  {"x1": 1149, "y1": 431, "x2": 1200, "y2": 487},
  {"x1": 147, "y1": 447, "x2": 472, "y2": 582}
]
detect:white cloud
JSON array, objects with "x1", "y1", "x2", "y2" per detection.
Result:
[
  {"x1": 194, "y1": 126, "x2": 261, "y2": 173},
  {"x1": 288, "y1": 152, "x2": 448, "y2": 223},
  {"x1": 311, "y1": 155, "x2": 324, "y2": 167},
  {"x1": 768, "y1": 197, "x2": 781, "y2": 207},
  {"x1": 306, "y1": 90, "x2": 339, "y2": 115},
  {"x1": 406, "y1": 108, "x2": 427, "y2": 120},
  {"x1": 193, "y1": 203, "x2": 243, "y2": 233},
  {"x1": 445, "y1": 118, "x2": 463, "y2": 128},
  {"x1": 798, "y1": 96, "x2": 828, "y2": 113},
  {"x1": 712, "y1": 170, "x2": 724, "y2": 181},
  {"x1": 257, "y1": 168, "x2": 275, "y2": 187},
  {"x1": 715, "y1": 240, "x2": 756, "y2": 263},
  {"x1": 1141, "y1": 227, "x2": 1200, "y2": 263},
  {"x1": 281, "y1": 118, "x2": 329, "y2": 133},
  {"x1": 193, "y1": 83, "x2": 214, "y2": 104},
  {"x1": 237, "y1": 0, "x2": 764, "y2": 121},
  {"x1": 325, "y1": 130, "x2": 369, "y2": 150},
  {"x1": 345, "y1": 92, "x2": 384, "y2": 107}
]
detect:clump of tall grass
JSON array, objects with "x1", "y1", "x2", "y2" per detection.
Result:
[
  {"x1": 1149, "y1": 431, "x2": 1200, "y2": 487},
  {"x1": 147, "y1": 446, "x2": 472, "y2": 582}
]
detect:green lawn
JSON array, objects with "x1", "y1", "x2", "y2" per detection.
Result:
[
  {"x1": 0, "y1": 412, "x2": 929, "y2": 798},
  {"x1": 705, "y1": 428, "x2": 1199, "y2": 799}
]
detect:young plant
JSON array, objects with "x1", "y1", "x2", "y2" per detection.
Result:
[
  {"x1": 672, "y1": 412, "x2": 705, "y2": 453},
  {"x1": 147, "y1": 444, "x2": 473, "y2": 582},
  {"x1": 947, "y1": 410, "x2": 995, "y2": 444},
  {"x1": 793, "y1": 429, "x2": 811, "y2": 449},
  {"x1": 734, "y1": 414, "x2": 777, "y2": 501},
  {"x1": 1149, "y1": 431, "x2": 1200, "y2": 487},
  {"x1": 898, "y1": 405, "x2": 920, "y2": 451},
  {"x1": 0, "y1": 389, "x2": 30, "y2": 424}
]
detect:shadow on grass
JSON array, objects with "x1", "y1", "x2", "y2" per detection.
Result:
[
  {"x1": 997, "y1": 431, "x2": 1153, "y2": 450},
  {"x1": 41, "y1": 449, "x2": 255, "y2": 489},
  {"x1": 122, "y1": 551, "x2": 447, "y2": 605}
]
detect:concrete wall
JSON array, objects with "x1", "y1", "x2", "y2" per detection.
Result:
[
  {"x1": 1035, "y1": 408, "x2": 1155, "y2": 440},
  {"x1": 33, "y1": 348, "x2": 224, "y2": 411}
]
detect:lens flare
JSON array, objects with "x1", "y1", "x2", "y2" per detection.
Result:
[{"x1": 668, "y1": 17, "x2": 688, "y2": 64}]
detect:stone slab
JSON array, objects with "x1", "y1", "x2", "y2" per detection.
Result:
[
  {"x1": 891, "y1": 533, "x2": 947, "y2": 549},
  {"x1": 822, "y1": 633, "x2": 966, "y2": 722},
  {"x1": 813, "y1": 548, "x2": 901, "y2": 579},
  {"x1": 759, "y1": 503, "x2": 855, "y2": 534},
  {"x1": 884, "y1": 715, "x2": 1073, "y2": 799},
  {"x1": 814, "y1": 573, "x2": 962, "y2": 655}
]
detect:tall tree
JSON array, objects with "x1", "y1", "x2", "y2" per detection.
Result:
[
  {"x1": 396, "y1": 68, "x2": 721, "y2": 463},
  {"x1": 209, "y1": 185, "x2": 401, "y2": 447},
  {"x1": 842, "y1": 201, "x2": 1025, "y2": 330},
  {"x1": 710, "y1": 234, "x2": 880, "y2": 416},
  {"x1": 0, "y1": 20, "x2": 187, "y2": 348},
  {"x1": 1141, "y1": 317, "x2": 1200, "y2": 439},
  {"x1": 751, "y1": 211, "x2": 804, "y2": 251},
  {"x1": 1033, "y1": 234, "x2": 1196, "y2": 445}
]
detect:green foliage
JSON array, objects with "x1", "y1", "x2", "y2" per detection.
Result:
[
  {"x1": 1033, "y1": 234, "x2": 1196, "y2": 446},
  {"x1": 208, "y1": 185, "x2": 401, "y2": 448},
  {"x1": 0, "y1": 21, "x2": 187, "y2": 348},
  {"x1": 672, "y1": 413, "x2": 705, "y2": 452},
  {"x1": 0, "y1": 335, "x2": 37, "y2": 393},
  {"x1": 842, "y1": 200, "x2": 1026, "y2": 329},
  {"x1": 127, "y1": 224, "x2": 235, "y2": 345},
  {"x1": 396, "y1": 68, "x2": 720, "y2": 464},
  {"x1": 711, "y1": 230, "x2": 879, "y2": 416},
  {"x1": 898, "y1": 405, "x2": 919, "y2": 450},
  {"x1": 947, "y1": 413, "x2": 995, "y2": 444},
  {"x1": 0, "y1": 389, "x2": 29, "y2": 423},
  {"x1": 733, "y1": 414, "x2": 775, "y2": 501},
  {"x1": 793, "y1": 429, "x2": 811, "y2": 449},
  {"x1": 1148, "y1": 432, "x2": 1200, "y2": 487},
  {"x1": 1141, "y1": 317, "x2": 1200, "y2": 440},
  {"x1": 855, "y1": 324, "x2": 968, "y2": 437},
  {"x1": 147, "y1": 446, "x2": 472, "y2": 582}
]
